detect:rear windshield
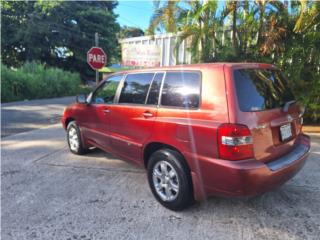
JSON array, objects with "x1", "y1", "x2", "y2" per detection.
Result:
[{"x1": 234, "y1": 69, "x2": 294, "y2": 112}]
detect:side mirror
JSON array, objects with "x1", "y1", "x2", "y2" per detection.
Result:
[{"x1": 76, "y1": 94, "x2": 87, "y2": 104}]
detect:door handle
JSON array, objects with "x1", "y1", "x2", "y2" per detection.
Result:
[
  {"x1": 103, "y1": 109, "x2": 110, "y2": 114},
  {"x1": 142, "y1": 111, "x2": 153, "y2": 118}
]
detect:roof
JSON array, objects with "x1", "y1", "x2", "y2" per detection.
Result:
[
  {"x1": 99, "y1": 66, "x2": 133, "y2": 73},
  {"x1": 110, "y1": 62, "x2": 275, "y2": 75}
]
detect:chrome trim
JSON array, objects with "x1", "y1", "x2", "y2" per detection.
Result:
[{"x1": 145, "y1": 72, "x2": 165, "y2": 105}]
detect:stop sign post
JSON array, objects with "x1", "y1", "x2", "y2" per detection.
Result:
[
  {"x1": 87, "y1": 46, "x2": 107, "y2": 85},
  {"x1": 87, "y1": 47, "x2": 107, "y2": 70}
]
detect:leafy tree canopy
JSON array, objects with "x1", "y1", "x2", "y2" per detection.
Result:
[
  {"x1": 1, "y1": 0, "x2": 120, "y2": 80},
  {"x1": 119, "y1": 26, "x2": 144, "y2": 39},
  {"x1": 148, "y1": 0, "x2": 320, "y2": 122}
]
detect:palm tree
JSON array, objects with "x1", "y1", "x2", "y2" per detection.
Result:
[
  {"x1": 293, "y1": 1, "x2": 320, "y2": 33},
  {"x1": 148, "y1": 0, "x2": 219, "y2": 63},
  {"x1": 220, "y1": 0, "x2": 240, "y2": 55},
  {"x1": 148, "y1": 1, "x2": 181, "y2": 34},
  {"x1": 177, "y1": 0, "x2": 219, "y2": 63},
  {"x1": 258, "y1": 1, "x2": 288, "y2": 57}
]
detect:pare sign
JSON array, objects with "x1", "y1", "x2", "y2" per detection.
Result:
[{"x1": 87, "y1": 47, "x2": 107, "y2": 70}]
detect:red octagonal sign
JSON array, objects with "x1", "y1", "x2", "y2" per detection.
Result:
[{"x1": 87, "y1": 47, "x2": 107, "y2": 70}]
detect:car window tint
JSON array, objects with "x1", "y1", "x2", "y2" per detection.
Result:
[
  {"x1": 92, "y1": 75, "x2": 122, "y2": 104},
  {"x1": 161, "y1": 72, "x2": 201, "y2": 108},
  {"x1": 146, "y1": 73, "x2": 164, "y2": 105},
  {"x1": 234, "y1": 69, "x2": 294, "y2": 111},
  {"x1": 119, "y1": 73, "x2": 154, "y2": 104}
]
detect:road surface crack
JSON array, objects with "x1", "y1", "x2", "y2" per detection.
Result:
[
  {"x1": 32, "y1": 147, "x2": 67, "y2": 163},
  {"x1": 36, "y1": 162, "x2": 145, "y2": 174}
]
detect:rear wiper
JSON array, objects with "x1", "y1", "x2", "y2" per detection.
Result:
[{"x1": 283, "y1": 100, "x2": 296, "y2": 112}]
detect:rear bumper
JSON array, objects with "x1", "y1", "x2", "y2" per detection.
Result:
[{"x1": 189, "y1": 134, "x2": 311, "y2": 200}]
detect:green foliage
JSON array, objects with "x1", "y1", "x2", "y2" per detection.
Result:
[
  {"x1": 149, "y1": 0, "x2": 320, "y2": 123},
  {"x1": 119, "y1": 26, "x2": 144, "y2": 39},
  {"x1": 1, "y1": 0, "x2": 120, "y2": 80},
  {"x1": 148, "y1": 0, "x2": 182, "y2": 34},
  {"x1": 176, "y1": 0, "x2": 219, "y2": 63},
  {"x1": 1, "y1": 62, "x2": 81, "y2": 102}
]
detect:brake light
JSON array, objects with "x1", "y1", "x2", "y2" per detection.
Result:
[{"x1": 217, "y1": 123, "x2": 254, "y2": 161}]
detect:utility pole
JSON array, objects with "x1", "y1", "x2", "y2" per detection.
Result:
[{"x1": 95, "y1": 32, "x2": 99, "y2": 85}]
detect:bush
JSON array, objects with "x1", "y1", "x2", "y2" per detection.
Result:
[{"x1": 1, "y1": 62, "x2": 81, "y2": 102}]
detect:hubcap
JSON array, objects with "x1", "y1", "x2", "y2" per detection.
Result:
[
  {"x1": 152, "y1": 161, "x2": 179, "y2": 202},
  {"x1": 68, "y1": 127, "x2": 79, "y2": 151}
]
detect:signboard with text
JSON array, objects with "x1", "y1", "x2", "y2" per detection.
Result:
[
  {"x1": 121, "y1": 44, "x2": 161, "y2": 67},
  {"x1": 87, "y1": 47, "x2": 107, "y2": 70}
]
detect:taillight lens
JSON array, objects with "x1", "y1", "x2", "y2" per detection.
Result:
[{"x1": 217, "y1": 123, "x2": 254, "y2": 161}]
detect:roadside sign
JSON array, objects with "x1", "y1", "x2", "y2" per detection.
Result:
[{"x1": 87, "y1": 47, "x2": 107, "y2": 70}]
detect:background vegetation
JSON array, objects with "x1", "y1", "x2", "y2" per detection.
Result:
[
  {"x1": 1, "y1": 0, "x2": 319, "y2": 123},
  {"x1": 149, "y1": 0, "x2": 320, "y2": 123},
  {"x1": 1, "y1": 62, "x2": 82, "y2": 102},
  {"x1": 1, "y1": 0, "x2": 120, "y2": 80}
]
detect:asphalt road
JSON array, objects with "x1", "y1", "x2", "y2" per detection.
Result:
[
  {"x1": 1, "y1": 96, "x2": 75, "y2": 137},
  {"x1": 2, "y1": 123, "x2": 320, "y2": 240}
]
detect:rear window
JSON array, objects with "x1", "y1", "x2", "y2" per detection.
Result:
[
  {"x1": 234, "y1": 69, "x2": 294, "y2": 112},
  {"x1": 161, "y1": 72, "x2": 201, "y2": 108}
]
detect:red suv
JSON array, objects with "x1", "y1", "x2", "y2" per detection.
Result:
[{"x1": 62, "y1": 63, "x2": 310, "y2": 210}]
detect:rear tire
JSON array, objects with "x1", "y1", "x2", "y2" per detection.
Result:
[
  {"x1": 147, "y1": 148, "x2": 194, "y2": 211},
  {"x1": 67, "y1": 121, "x2": 87, "y2": 155}
]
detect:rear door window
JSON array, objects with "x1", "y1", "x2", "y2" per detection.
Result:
[
  {"x1": 161, "y1": 72, "x2": 201, "y2": 108},
  {"x1": 119, "y1": 73, "x2": 154, "y2": 104},
  {"x1": 234, "y1": 69, "x2": 294, "y2": 112}
]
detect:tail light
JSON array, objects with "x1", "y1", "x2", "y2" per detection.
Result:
[{"x1": 217, "y1": 123, "x2": 254, "y2": 161}]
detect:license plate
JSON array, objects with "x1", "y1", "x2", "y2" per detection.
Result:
[{"x1": 280, "y1": 123, "x2": 292, "y2": 141}]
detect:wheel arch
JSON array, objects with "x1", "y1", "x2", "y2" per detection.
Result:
[
  {"x1": 143, "y1": 142, "x2": 190, "y2": 172},
  {"x1": 65, "y1": 117, "x2": 75, "y2": 129}
]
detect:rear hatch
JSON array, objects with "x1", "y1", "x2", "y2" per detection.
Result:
[{"x1": 232, "y1": 67, "x2": 303, "y2": 163}]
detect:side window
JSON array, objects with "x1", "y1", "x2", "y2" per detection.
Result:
[
  {"x1": 92, "y1": 75, "x2": 122, "y2": 104},
  {"x1": 119, "y1": 73, "x2": 154, "y2": 104},
  {"x1": 146, "y1": 73, "x2": 164, "y2": 105},
  {"x1": 161, "y1": 72, "x2": 201, "y2": 108}
]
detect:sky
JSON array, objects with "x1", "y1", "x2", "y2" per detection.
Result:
[
  {"x1": 115, "y1": 1, "x2": 154, "y2": 31},
  {"x1": 115, "y1": 1, "x2": 226, "y2": 32}
]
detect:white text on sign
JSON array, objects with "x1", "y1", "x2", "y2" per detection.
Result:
[{"x1": 88, "y1": 54, "x2": 106, "y2": 64}]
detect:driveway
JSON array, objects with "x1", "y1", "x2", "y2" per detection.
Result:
[
  {"x1": 1, "y1": 96, "x2": 75, "y2": 137},
  {"x1": 1, "y1": 123, "x2": 320, "y2": 240}
]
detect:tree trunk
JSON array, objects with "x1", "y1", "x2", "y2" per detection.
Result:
[
  {"x1": 232, "y1": 2, "x2": 238, "y2": 56},
  {"x1": 257, "y1": 5, "x2": 265, "y2": 46}
]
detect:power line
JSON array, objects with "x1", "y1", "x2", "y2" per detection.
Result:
[
  {"x1": 36, "y1": 21, "x2": 108, "y2": 42},
  {"x1": 118, "y1": 16, "x2": 143, "y2": 29},
  {"x1": 3, "y1": 13, "x2": 109, "y2": 41},
  {"x1": 119, "y1": 3, "x2": 152, "y2": 13}
]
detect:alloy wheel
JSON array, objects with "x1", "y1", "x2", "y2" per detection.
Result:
[
  {"x1": 152, "y1": 160, "x2": 179, "y2": 202},
  {"x1": 68, "y1": 127, "x2": 79, "y2": 152}
]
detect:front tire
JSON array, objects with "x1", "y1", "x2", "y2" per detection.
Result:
[
  {"x1": 67, "y1": 121, "x2": 87, "y2": 155},
  {"x1": 147, "y1": 148, "x2": 194, "y2": 211}
]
